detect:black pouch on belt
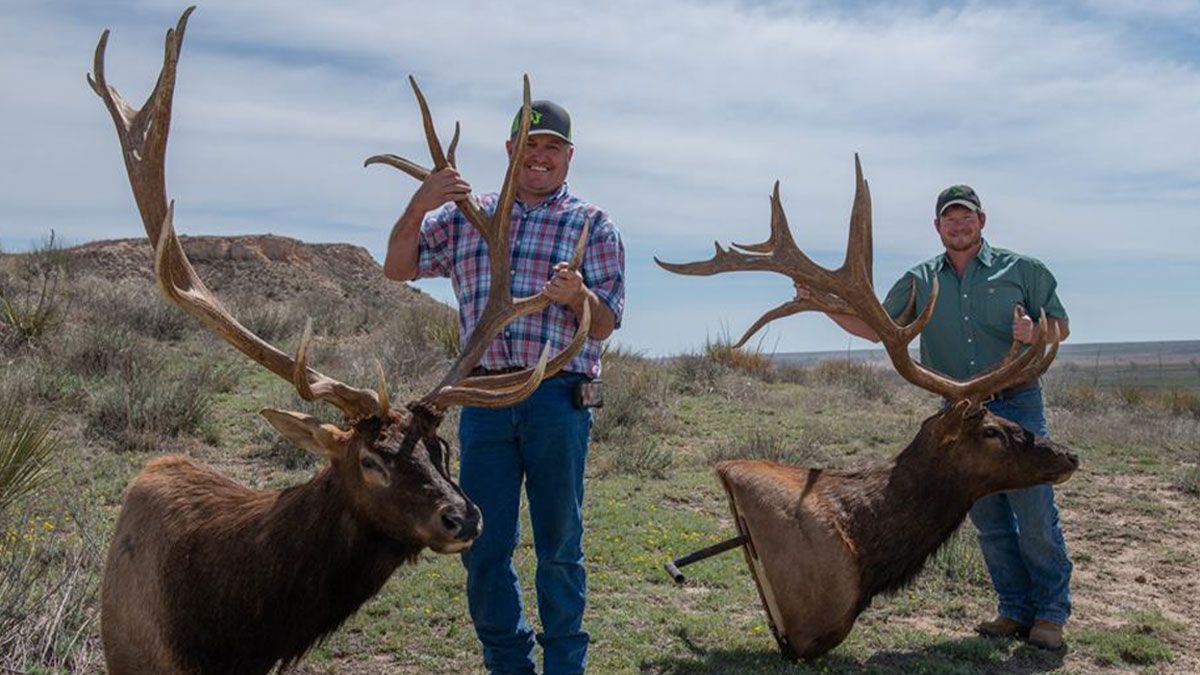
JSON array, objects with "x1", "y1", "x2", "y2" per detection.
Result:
[{"x1": 572, "y1": 379, "x2": 604, "y2": 409}]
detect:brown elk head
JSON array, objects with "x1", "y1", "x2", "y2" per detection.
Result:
[
  {"x1": 88, "y1": 7, "x2": 590, "y2": 554},
  {"x1": 914, "y1": 400, "x2": 1077, "y2": 499}
]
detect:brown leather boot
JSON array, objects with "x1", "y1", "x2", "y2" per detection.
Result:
[
  {"x1": 1027, "y1": 620, "x2": 1064, "y2": 650},
  {"x1": 976, "y1": 616, "x2": 1032, "y2": 638}
]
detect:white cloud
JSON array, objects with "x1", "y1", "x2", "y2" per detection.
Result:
[{"x1": 2, "y1": 0, "x2": 1198, "y2": 354}]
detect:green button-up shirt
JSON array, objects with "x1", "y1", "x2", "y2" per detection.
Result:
[{"x1": 881, "y1": 238, "x2": 1067, "y2": 380}]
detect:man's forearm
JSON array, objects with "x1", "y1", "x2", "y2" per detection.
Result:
[
  {"x1": 829, "y1": 312, "x2": 880, "y2": 343},
  {"x1": 383, "y1": 205, "x2": 424, "y2": 281},
  {"x1": 570, "y1": 289, "x2": 616, "y2": 340},
  {"x1": 1044, "y1": 317, "x2": 1070, "y2": 342}
]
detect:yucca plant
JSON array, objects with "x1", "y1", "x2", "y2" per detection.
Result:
[{"x1": 0, "y1": 402, "x2": 58, "y2": 515}]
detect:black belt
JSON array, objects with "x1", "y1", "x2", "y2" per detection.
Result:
[
  {"x1": 469, "y1": 366, "x2": 576, "y2": 378},
  {"x1": 994, "y1": 383, "x2": 1040, "y2": 401}
]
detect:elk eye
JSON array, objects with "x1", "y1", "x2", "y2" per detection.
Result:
[
  {"x1": 361, "y1": 457, "x2": 381, "y2": 472},
  {"x1": 983, "y1": 428, "x2": 1001, "y2": 439}
]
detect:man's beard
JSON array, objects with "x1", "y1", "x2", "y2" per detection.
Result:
[{"x1": 942, "y1": 231, "x2": 981, "y2": 253}]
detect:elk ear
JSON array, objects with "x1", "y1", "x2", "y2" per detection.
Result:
[
  {"x1": 933, "y1": 400, "x2": 977, "y2": 447},
  {"x1": 259, "y1": 409, "x2": 348, "y2": 459}
]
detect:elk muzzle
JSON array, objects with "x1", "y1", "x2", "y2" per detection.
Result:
[
  {"x1": 428, "y1": 502, "x2": 483, "y2": 554},
  {"x1": 1037, "y1": 438, "x2": 1080, "y2": 485}
]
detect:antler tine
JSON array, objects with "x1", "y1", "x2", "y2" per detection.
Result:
[
  {"x1": 364, "y1": 79, "x2": 490, "y2": 239},
  {"x1": 409, "y1": 75, "x2": 449, "y2": 171},
  {"x1": 448, "y1": 122, "x2": 461, "y2": 168},
  {"x1": 97, "y1": 8, "x2": 381, "y2": 423},
  {"x1": 490, "y1": 74, "x2": 533, "y2": 264}
]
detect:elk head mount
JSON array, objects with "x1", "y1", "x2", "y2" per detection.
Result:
[
  {"x1": 90, "y1": 7, "x2": 589, "y2": 674},
  {"x1": 657, "y1": 157, "x2": 1078, "y2": 660}
]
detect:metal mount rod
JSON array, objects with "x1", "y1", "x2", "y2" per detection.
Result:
[{"x1": 663, "y1": 534, "x2": 749, "y2": 584}]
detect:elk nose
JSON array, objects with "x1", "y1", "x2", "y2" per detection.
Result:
[{"x1": 438, "y1": 504, "x2": 482, "y2": 542}]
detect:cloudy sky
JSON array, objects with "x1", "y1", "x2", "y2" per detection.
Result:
[{"x1": 2, "y1": 0, "x2": 1198, "y2": 356}]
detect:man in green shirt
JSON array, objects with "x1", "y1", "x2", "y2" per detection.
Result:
[{"x1": 809, "y1": 184, "x2": 1073, "y2": 649}]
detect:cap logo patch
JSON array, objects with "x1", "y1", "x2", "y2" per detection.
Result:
[{"x1": 530, "y1": 110, "x2": 543, "y2": 126}]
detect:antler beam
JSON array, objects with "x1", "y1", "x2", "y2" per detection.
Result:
[{"x1": 90, "y1": 6, "x2": 380, "y2": 421}]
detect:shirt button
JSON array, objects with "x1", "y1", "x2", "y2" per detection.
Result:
[
  {"x1": 967, "y1": 338, "x2": 973, "y2": 343},
  {"x1": 963, "y1": 316, "x2": 970, "y2": 321},
  {"x1": 962, "y1": 293, "x2": 967, "y2": 298},
  {"x1": 970, "y1": 360, "x2": 976, "y2": 365}
]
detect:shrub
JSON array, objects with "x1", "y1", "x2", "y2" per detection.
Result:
[
  {"x1": 371, "y1": 302, "x2": 460, "y2": 391},
  {"x1": 705, "y1": 429, "x2": 828, "y2": 466},
  {"x1": 1117, "y1": 385, "x2": 1148, "y2": 407},
  {"x1": 596, "y1": 440, "x2": 674, "y2": 480},
  {"x1": 1167, "y1": 389, "x2": 1200, "y2": 419},
  {"x1": 297, "y1": 289, "x2": 371, "y2": 338},
  {"x1": 591, "y1": 346, "x2": 670, "y2": 445},
  {"x1": 812, "y1": 359, "x2": 894, "y2": 402},
  {"x1": 1176, "y1": 461, "x2": 1200, "y2": 497},
  {"x1": 0, "y1": 402, "x2": 59, "y2": 515},
  {"x1": 234, "y1": 300, "x2": 304, "y2": 344},
  {"x1": 60, "y1": 322, "x2": 141, "y2": 379},
  {"x1": 81, "y1": 280, "x2": 195, "y2": 343},
  {"x1": 0, "y1": 232, "x2": 73, "y2": 347},
  {"x1": 1049, "y1": 383, "x2": 1104, "y2": 412},
  {"x1": 668, "y1": 352, "x2": 728, "y2": 395},
  {"x1": 85, "y1": 355, "x2": 228, "y2": 452},
  {"x1": 703, "y1": 334, "x2": 770, "y2": 377},
  {"x1": 764, "y1": 361, "x2": 809, "y2": 385}
]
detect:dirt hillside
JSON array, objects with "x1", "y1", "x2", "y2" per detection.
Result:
[{"x1": 65, "y1": 233, "x2": 443, "y2": 312}]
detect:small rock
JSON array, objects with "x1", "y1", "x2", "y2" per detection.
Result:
[{"x1": 1135, "y1": 574, "x2": 1147, "y2": 583}]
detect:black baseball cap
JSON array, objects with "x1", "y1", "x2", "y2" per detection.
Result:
[
  {"x1": 509, "y1": 100, "x2": 572, "y2": 144},
  {"x1": 936, "y1": 184, "x2": 982, "y2": 216}
]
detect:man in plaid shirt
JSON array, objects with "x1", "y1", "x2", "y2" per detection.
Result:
[{"x1": 384, "y1": 99, "x2": 624, "y2": 675}]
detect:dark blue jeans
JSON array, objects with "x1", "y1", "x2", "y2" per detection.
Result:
[
  {"x1": 459, "y1": 373, "x2": 592, "y2": 675},
  {"x1": 969, "y1": 386, "x2": 1073, "y2": 626}
]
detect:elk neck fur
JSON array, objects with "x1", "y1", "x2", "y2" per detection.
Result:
[
  {"x1": 108, "y1": 454, "x2": 423, "y2": 674},
  {"x1": 837, "y1": 417, "x2": 988, "y2": 615}
]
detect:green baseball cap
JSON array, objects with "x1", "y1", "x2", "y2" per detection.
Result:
[
  {"x1": 936, "y1": 184, "x2": 982, "y2": 215},
  {"x1": 509, "y1": 99, "x2": 572, "y2": 144}
]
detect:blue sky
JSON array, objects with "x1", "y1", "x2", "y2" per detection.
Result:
[{"x1": 2, "y1": 0, "x2": 1198, "y2": 356}]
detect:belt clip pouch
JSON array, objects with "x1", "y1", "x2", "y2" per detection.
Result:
[{"x1": 573, "y1": 378, "x2": 604, "y2": 409}]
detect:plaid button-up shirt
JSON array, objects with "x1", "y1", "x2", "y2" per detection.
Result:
[{"x1": 416, "y1": 183, "x2": 625, "y2": 378}]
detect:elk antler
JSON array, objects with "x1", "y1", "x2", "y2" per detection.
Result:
[
  {"x1": 656, "y1": 155, "x2": 1059, "y2": 405},
  {"x1": 365, "y1": 76, "x2": 591, "y2": 412},
  {"x1": 89, "y1": 7, "x2": 381, "y2": 422}
]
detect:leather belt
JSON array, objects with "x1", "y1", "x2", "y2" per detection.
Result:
[
  {"x1": 469, "y1": 366, "x2": 578, "y2": 379},
  {"x1": 469, "y1": 366, "x2": 527, "y2": 377},
  {"x1": 994, "y1": 383, "x2": 1039, "y2": 401}
]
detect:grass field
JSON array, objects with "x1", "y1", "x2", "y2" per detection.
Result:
[{"x1": 2, "y1": 246, "x2": 1198, "y2": 674}]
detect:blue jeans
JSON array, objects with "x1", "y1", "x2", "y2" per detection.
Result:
[
  {"x1": 968, "y1": 386, "x2": 1072, "y2": 626},
  {"x1": 459, "y1": 373, "x2": 592, "y2": 675}
]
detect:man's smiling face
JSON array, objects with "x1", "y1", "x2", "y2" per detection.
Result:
[{"x1": 506, "y1": 133, "x2": 573, "y2": 203}]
